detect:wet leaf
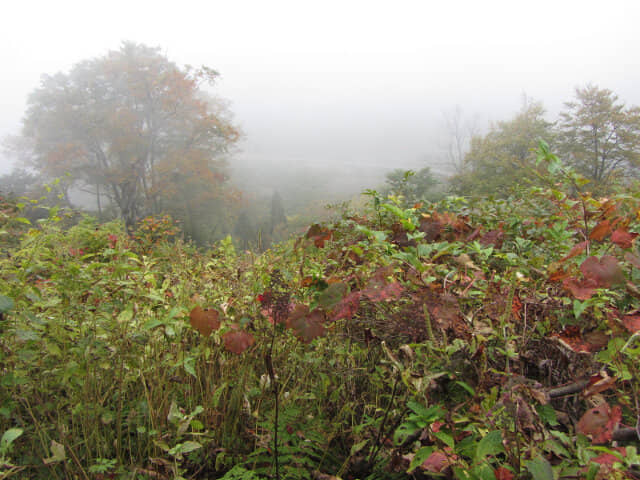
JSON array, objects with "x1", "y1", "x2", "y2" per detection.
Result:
[
  {"x1": 563, "y1": 277, "x2": 598, "y2": 300},
  {"x1": 331, "y1": 290, "x2": 361, "y2": 322},
  {"x1": 622, "y1": 314, "x2": 640, "y2": 333},
  {"x1": 189, "y1": 306, "x2": 221, "y2": 337},
  {"x1": 611, "y1": 228, "x2": 638, "y2": 248},
  {"x1": 580, "y1": 255, "x2": 625, "y2": 288},
  {"x1": 286, "y1": 306, "x2": 325, "y2": 343},
  {"x1": 589, "y1": 219, "x2": 612, "y2": 241},
  {"x1": 494, "y1": 466, "x2": 515, "y2": 480},
  {"x1": 577, "y1": 403, "x2": 622, "y2": 444},
  {"x1": 222, "y1": 328, "x2": 255, "y2": 354},
  {"x1": 624, "y1": 252, "x2": 640, "y2": 269}
]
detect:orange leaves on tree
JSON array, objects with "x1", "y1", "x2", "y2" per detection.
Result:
[
  {"x1": 576, "y1": 403, "x2": 622, "y2": 444},
  {"x1": 189, "y1": 306, "x2": 221, "y2": 337}
]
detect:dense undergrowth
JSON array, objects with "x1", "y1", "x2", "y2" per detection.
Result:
[{"x1": 1, "y1": 144, "x2": 640, "y2": 479}]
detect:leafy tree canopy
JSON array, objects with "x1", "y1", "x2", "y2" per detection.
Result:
[
  {"x1": 19, "y1": 42, "x2": 240, "y2": 231},
  {"x1": 384, "y1": 166, "x2": 439, "y2": 206},
  {"x1": 557, "y1": 84, "x2": 640, "y2": 190},
  {"x1": 449, "y1": 97, "x2": 555, "y2": 197}
]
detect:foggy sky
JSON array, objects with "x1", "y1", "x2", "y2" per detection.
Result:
[{"x1": 3, "y1": 0, "x2": 640, "y2": 175}]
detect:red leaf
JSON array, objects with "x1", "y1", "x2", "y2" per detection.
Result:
[
  {"x1": 589, "y1": 220, "x2": 612, "y2": 241},
  {"x1": 222, "y1": 328, "x2": 255, "y2": 354},
  {"x1": 420, "y1": 451, "x2": 450, "y2": 473},
  {"x1": 479, "y1": 229, "x2": 504, "y2": 248},
  {"x1": 563, "y1": 241, "x2": 588, "y2": 261},
  {"x1": 554, "y1": 326, "x2": 597, "y2": 353},
  {"x1": 622, "y1": 314, "x2": 640, "y2": 333},
  {"x1": 580, "y1": 256, "x2": 624, "y2": 288},
  {"x1": 286, "y1": 305, "x2": 325, "y2": 343},
  {"x1": 577, "y1": 403, "x2": 622, "y2": 444},
  {"x1": 494, "y1": 467, "x2": 515, "y2": 480},
  {"x1": 583, "y1": 371, "x2": 617, "y2": 397},
  {"x1": 611, "y1": 228, "x2": 638, "y2": 249},
  {"x1": 624, "y1": 252, "x2": 640, "y2": 269},
  {"x1": 589, "y1": 447, "x2": 627, "y2": 466},
  {"x1": 189, "y1": 306, "x2": 221, "y2": 337},
  {"x1": 363, "y1": 281, "x2": 403, "y2": 302},
  {"x1": 563, "y1": 277, "x2": 598, "y2": 300},
  {"x1": 331, "y1": 291, "x2": 361, "y2": 322}
]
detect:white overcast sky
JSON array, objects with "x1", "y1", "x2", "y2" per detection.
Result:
[{"x1": 2, "y1": 0, "x2": 640, "y2": 174}]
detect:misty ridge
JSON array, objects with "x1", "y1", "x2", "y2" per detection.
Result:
[{"x1": 1, "y1": 42, "x2": 640, "y2": 250}]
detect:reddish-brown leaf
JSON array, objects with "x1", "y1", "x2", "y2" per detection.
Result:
[
  {"x1": 580, "y1": 256, "x2": 625, "y2": 288},
  {"x1": 222, "y1": 328, "x2": 255, "y2": 354},
  {"x1": 331, "y1": 291, "x2": 361, "y2": 322},
  {"x1": 286, "y1": 305, "x2": 325, "y2": 343},
  {"x1": 420, "y1": 451, "x2": 451, "y2": 473},
  {"x1": 583, "y1": 372, "x2": 617, "y2": 398},
  {"x1": 363, "y1": 281, "x2": 403, "y2": 302},
  {"x1": 624, "y1": 252, "x2": 640, "y2": 269},
  {"x1": 549, "y1": 267, "x2": 571, "y2": 282},
  {"x1": 589, "y1": 447, "x2": 628, "y2": 466},
  {"x1": 589, "y1": 220, "x2": 612, "y2": 241},
  {"x1": 562, "y1": 241, "x2": 588, "y2": 261},
  {"x1": 494, "y1": 467, "x2": 515, "y2": 480},
  {"x1": 554, "y1": 326, "x2": 597, "y2": 353},
  {"x1": 611, "y1": 228, "x2": 638, "y2": 249},
  {"x1": 189, "y1": 306, "x2": 221, "y2": 337},
  {"x1": 479, "y1": 229, "x2": 504, "y2": 248},
  {"x1": 622, "y1": 314, "x2": 640, "y2": 333},
  {"x1": 562, "y1": 277, "x2": 598, "y2": 300},
  {"x1": 577, "y1": 403, "x2": 622, "y2": 444}
]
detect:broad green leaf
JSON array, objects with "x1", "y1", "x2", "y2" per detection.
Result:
[
  {"x1": 350, "y1": 439, "x2": 369, "y2": 456},
  {"x1": 0, "y1": 295, "x2": 14, "y2": 314},
  {"x1": 475, "y1": 430, "x2": 504, "y2": 463},
  {"x1": 0, "y1": 428, "x2": 23, "y2": 455},
  {"x1": 525, "y1": 456, "x2": 554, "y2": 480},
  {"x1": 43, "y1": 440, "x2": 66, "y2": 464},
  {"x1": 407, "y1": 446, "x2": 434, "y2": 473}
]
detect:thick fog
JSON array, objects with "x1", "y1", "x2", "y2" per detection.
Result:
[{"x1": 2, "y1": 0, "x2": 640, "y2": 186}]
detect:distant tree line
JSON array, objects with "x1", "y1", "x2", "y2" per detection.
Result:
[
  {"x1": 2, "y1": 41, "x2": 639, "y2": 246},
  {"x1": 447, "y1": 86, "x2": 640, "y2": 196}
]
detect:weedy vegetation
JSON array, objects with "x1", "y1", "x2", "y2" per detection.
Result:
[{"x1": 1, "y1": 143, "x2": 640, "y2": 479}]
